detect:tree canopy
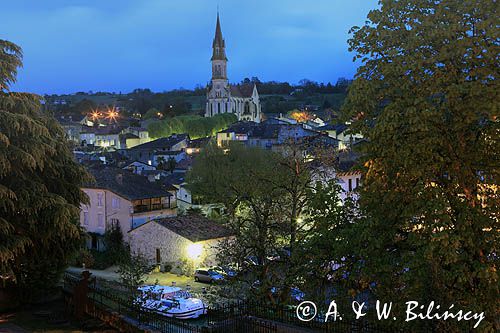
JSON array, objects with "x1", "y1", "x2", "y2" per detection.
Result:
[
  {"x1": 148, "y1": 113, "x2": 237, "y2": 139},
  {"x1": 186, "y1": 141, "x2": 340, "y2": 303},
  {"x1": 0, "y1": 39, "x2": 90, "y2": 301},
  {"x1": 342, "y1": 0, "x2": 499, "y2": 330}
]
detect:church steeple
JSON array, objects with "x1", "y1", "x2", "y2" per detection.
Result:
[{"x1": 211, "y1": 12, "x2": 227, "y2": 61}]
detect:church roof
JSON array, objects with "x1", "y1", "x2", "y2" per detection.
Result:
[{"x1": 230, "y1": 84, "x2": 255, "y2": 98}]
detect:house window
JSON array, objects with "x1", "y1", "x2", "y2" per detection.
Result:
[
  {"x1": 151, "y1": 197, "x2": 161, "y2": 210},
  {"x1": 156, "y1": 249, "x2": 161, "y2": 264},
  {"x1": 356, "y1": 177, "x2": 360, "y2": 189},
  {"x1": 112, "y1": 197, "x2": 120, "y2": 209},
  {"x1": 348, "y1": 178, "x2": 352, "y2": 192},
  {"x1": 97, "y1": 192, "x2": 104, "y2": 207},
  {"x1": 83, "y1": 211, "x2": 89, "y2": 225},
  {"x1": 97, "y1": 213, "x2": 104, "y2": 228},
  {"x1": 110, "y1": 218, "x2": 119, "y2": 227}
]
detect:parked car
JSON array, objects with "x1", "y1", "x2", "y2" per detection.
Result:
[
  {"x1": 194, "y1": 268, "x2": 224, "y2": 283},
  {"x1": 210, "y1": 266, "x2": 237, "y2": 278}
]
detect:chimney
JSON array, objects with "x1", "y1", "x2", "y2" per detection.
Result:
[{"x1": 115, "y1": 173, "x2": 123, "y2": 185}]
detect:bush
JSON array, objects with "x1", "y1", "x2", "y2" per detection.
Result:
[
  {"x1": 163, "y1": 263, "x2": 173, "y2": 272},
  {"x1": 90, "y1": 249, "x2": 115, "y2": 269},
  {"x1": 172, "y1": 259, "x2": 194, "y2": 277},
  {"x1": 117, "y1": 253, "x2": 152, "y2": 291},
  {"x1": 80, "y1": 249, "x2": 95, "y2": 269}
]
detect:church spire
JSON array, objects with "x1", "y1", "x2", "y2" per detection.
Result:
[{"x1": 211, "y1": 12, "x2": 227, "y2": 61}]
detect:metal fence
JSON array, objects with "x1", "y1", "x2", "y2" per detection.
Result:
[{"x1": 63, "y1": 272, "x2": 401, "y2": 333}]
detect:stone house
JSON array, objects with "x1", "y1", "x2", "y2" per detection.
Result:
[
  {"x1": 80, "y1": 166, "x2": 176, "y2": 250},
  {"x1": 128, "y1": 215, "x2": 234, "y2": 269}
]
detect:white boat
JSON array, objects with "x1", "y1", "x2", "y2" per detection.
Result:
[{"x1": 137, "y1": 285, "x2": 207, "y2": 319}]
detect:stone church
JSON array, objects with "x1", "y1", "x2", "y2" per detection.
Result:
[{"x1": 205, "y1": 13, "x2": 261, "y2": 123}]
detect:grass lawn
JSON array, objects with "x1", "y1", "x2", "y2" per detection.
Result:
[{"x1": 67, "y1": 266, "x2": 215, "y2": 294}]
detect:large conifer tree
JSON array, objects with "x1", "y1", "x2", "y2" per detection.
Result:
[
  {"x1": 343, "y1": 1, "x2": 498, "y2": 330},
  {"x1": 0, "y1": 40, "x2": 89, "y2": 300}
]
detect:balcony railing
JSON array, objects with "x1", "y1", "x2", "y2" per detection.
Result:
[{"x1": 133, "y1": 203, "x2": 171, "y2": 213}]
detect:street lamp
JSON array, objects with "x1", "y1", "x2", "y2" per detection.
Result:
[{"x1": 186, "y1": 243, "x2": 203, "y2": 260}]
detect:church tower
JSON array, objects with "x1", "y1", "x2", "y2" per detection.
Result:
[
  {"x1": 211, "y1": 12, "x2": 228, "y2": 83},
  {"x1": 205, "y1": 12, "x2": 261, "y2": 122}
]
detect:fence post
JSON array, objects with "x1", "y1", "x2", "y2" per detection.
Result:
[{"x1": 72, "y1": 270, "x2": 93, "y2": 320}]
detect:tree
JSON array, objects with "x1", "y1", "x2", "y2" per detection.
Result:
[
  {"x1": 0, "y1": 40, "x2": 90, "y2": 301},
  {"x1": 157, "y1": 156, "x2": 176, "y2": 173},
  {"x1": 342, "y1": 1, "x2": 499, "y2": 330},
  {"x1": 298, "y1": 180, "x2": 359, "y2": 305},
  {"x1": 117, "y1": 253, "x2": 151, "y2": 292},
  {"x1": 72, "y1": 98, "x2": 97, "y2": 116},
  {"x1": 103, "y1": 223, "x2": 128, "y2": 265},
  {"x1": 143, "y1": 107, "x2": 161, "y2": 120},
  {"x1": 187, "y1": 141, "x2": 336, "y2": 303}
]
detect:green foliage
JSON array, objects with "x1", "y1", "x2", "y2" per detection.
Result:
[
  {"x1": 147, "y1": 113, "x2": 237, "y2": 139},
  {"x1": 143, "y1": 107, "x2": 160, "y2": 120},
  {"x1": 342, "y1": 1, "x2": 499, "y2": 330},
  {"x1": 157, "y1": 156, "x2": 176, "y2": 172},
  {"x1": 73, "y1": 98, "x2": 97, "y2": 116},
  {"x1": 0, "y1": 40, "x2": 22, "y2": 90},
  {"x1": 80, "y1": 249, "x2": 95, "y2": 268},
  {"x1": 187, "y1": 142, "x2": 338, "y2": 303},
  {"x1": 103, "y1": 223, "x2": 128, "y2": 265},
  {"x1": 0, "y1": 39, "x2": 90, "y2": 301},
  {"x1": 117, "y1": 253, "x2": 151, "y2": 291},
  {"x1": 299, "y1": 181, "x2": 360, "y2": 302}
]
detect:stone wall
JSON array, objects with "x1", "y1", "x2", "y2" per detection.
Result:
[{"x1": 127, "y1": 222, "x2": 229, "y2": 270}]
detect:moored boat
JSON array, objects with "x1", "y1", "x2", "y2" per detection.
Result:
[{"x1": 137, "y1": 285, "x2": 207, "y2": 319}]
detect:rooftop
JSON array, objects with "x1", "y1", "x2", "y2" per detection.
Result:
[
  {"x1": 230, "y1": 84, "x2": 255, "y2": 98},
  {"x1": 85, "y1": 166, "x2": 171, "y2": 200},
  {"x1": 130, "y1": 134, "x2": 189, "y2": 151},
  {"x1": 219, "y1": 121, "x2": 258, "y2": 134},
  {"x1": 153, "y1": 215, "x2": 234, "y2": 242}
]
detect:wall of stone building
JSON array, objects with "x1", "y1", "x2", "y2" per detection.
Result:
[
  {"x1": 127, "y1": 222, "x2": 192, "y2": 266},
  {"x1": 127, "y1": 222, "x2": 230, "y2": 269}
]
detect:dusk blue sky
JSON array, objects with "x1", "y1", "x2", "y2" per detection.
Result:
[{"x1": 2, "y1": 0, "x2": 379, "y2": 95}]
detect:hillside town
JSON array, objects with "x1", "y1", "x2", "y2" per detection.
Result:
[
  {"x1": 1, "y1": 2, "x2": 497, "y2": 333},
  {"x1": 49, "y1": 13, "x2": 365, "y2": 271}
]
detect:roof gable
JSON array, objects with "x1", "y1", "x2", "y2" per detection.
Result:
[{"x1": 131, "y1": 215, "x2": 234, "y2": 242}]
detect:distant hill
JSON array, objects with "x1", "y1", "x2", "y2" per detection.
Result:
[{"x1": 43, "y1": 78, "x2": 350, "y2": 121}]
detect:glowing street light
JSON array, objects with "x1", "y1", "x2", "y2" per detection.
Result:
[
  {"x1": 186, "y1": 243, "x2": 203, "y2": 260},
  {"x1": 90, "y1": 109, "x2": 101, "y2": 120},
  {"x1": 106, "y1": 107, "x2": 119, "y2": 122}
]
